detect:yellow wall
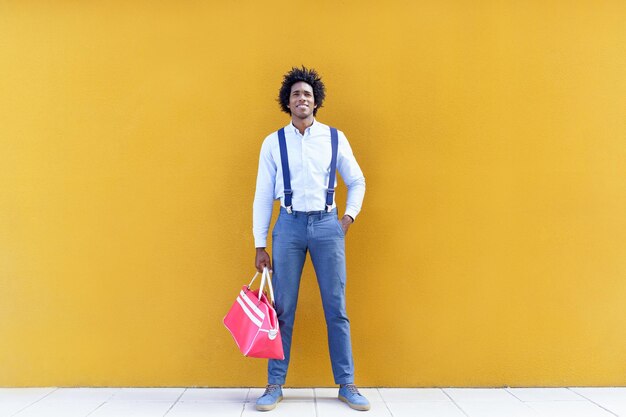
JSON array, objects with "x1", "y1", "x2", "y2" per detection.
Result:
[{"x1": 1, "y1": 1, "x2": 625, "y2": 387}]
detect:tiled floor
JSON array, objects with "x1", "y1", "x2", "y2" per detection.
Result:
[{"x1": 0, "y1": 387, "x2": 624, "y2": 416}]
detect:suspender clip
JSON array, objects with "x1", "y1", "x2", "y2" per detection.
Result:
[
  {"x1": 284, "y1": 189, "x2": 293, "y2": 213},
  {"x1": 325, "y1": 188, "x2": 335, "y2": 212}
]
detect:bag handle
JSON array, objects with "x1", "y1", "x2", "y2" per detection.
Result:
[
  {"x1": 259, "y1": 267, "x2": 276, "y2": 306},
  {"x1": 264, "y1": 268, "x2": 276, "y2": 306},
  {"x1": 246, "y1": 268, "x2": 276, "y2": 306},
  {"x1": 246, "y1": 271, "x2": 260, "y2": 288}
]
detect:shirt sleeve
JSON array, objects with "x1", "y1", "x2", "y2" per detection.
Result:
[
  {"x1": 337, "y1": 131, "x2": 366, "y2": 220},
  {"x1": 252, "y1": 136, "x2": 277, "y2": 248}
]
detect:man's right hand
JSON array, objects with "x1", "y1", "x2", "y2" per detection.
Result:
[{"x1": 255, "y1": 248, "x2": 272, "y2": 272}]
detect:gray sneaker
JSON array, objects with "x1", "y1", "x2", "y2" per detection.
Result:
[{"x1": 256, "y1": 384, "x2": 283, "y2": 411}]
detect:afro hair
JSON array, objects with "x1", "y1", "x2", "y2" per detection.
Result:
[{"x1": 278, "y1": 66, "x2": 326, "y2": 116}]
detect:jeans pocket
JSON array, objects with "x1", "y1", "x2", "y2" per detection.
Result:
[
  {"x1": 272, "y1": 215, "x2": 283, "y2": 238},
  {"x1": 335, "y1": 218, "x2": 345, "y2": 237}
]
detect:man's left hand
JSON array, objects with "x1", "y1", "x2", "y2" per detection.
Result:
[{"x1": 340, "y1": 215, "x2": 353, "y2": 235}]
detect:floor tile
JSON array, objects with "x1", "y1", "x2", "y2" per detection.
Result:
[
  {"x1": 12, "y1": 399, "x2": 104, "y2": 417},
  {"x1": 0, "y1": 388, "x2": 57, "y2": 417},
  {"x1": 379, "y1": 388, "x2": 450, "y2": 402},
  {"x1": 387, "y1": 401, "x2": 467, "y2": 417},
  {"x1": 314, "y1": 387, "x2": 383, "y2": 402},
  {"x1": 506, "y1": 388, "x2": 584, "y2": 402},
  {"x1": 165, "y1": 402, "x2": 243, "y2": 417},
  {"x1": 45, "y1": 388, "x2": 119, "y2": 402},
  {"x1": 281, "y1": 388, "x2": 315, "y2": 401},
  {"x1": 0, "y1": 388, "x2": 56, "y2": 402},
  {"x1": 570, "y1": 387, "x2": 626, "y2": 403},
  {"x1": 0, "y1": 402, "x2": 38, "y2": 417},
  {"x1": 0, "y1": 387, "x2": 623, "y2": 417},
  {"x1": 596, "y1": 401, "x2": 626, "y2": 416},
  {"x1": 248, "y1": 387, "x2": 314, "y2": 403},
  {"x1": 444, "y1": 388, "x2": 521, "y2": 402},
  {"x1": 247, "y1": 388, "x2": 264, "y2": 402},
  {"x1": 241, "y1": 400, "x2": 315, "y2": 417},
  {"x1": 456, "y1": 400, "x2": 539, "y2": 416},
  {"x1": 526, "y1": 400, "x2": 618, "y2": 417},
  {"x1": 179, "y1": 388, "x2": 248, "y2": 403},
  {"x1": 316, "y1": 398, "x2": 391, "y2": 416},
  {"x1": 88, "y1": 401, "x2": 174, "y2": 417},
  {"x1": 109, "y1": 388, "x2": 185, "y2": 402},
  {"x1": 569, "y1": 387, "x2": 626, "y2": 415},
  {"x1": 0, "y1": 389, "x2": 58, "y2": 417}
]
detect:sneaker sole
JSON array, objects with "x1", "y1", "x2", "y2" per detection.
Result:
[
  {"x1": 256, "y1": 395, "x2": 283, "y2": 411},
  {"x1": 339, "y1": 395, "x2": 371, "y2": 411}
]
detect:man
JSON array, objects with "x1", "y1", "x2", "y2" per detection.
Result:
[{"x1": 252, "y1": 66, "x2": 369, "y2": 412}]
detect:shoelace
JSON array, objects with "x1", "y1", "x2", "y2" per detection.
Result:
[
  {"x1": 263, "y1": 384, "x2": 281, "y2": 396},
  {"x1": 343, "y1": 384, "x2": 362, "y2": 396}
]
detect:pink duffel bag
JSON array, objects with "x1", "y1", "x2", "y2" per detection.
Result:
[{"x1": 223, "y1": 268, "x2": 284, "y2": 359}]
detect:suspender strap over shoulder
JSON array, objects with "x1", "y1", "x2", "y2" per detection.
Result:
[
  {"x1": 277, "y1": 128, "x2": 292, "y2": 213},
  {"x1": 326, "y1": 127, "x2": 339, "y2": 212},
  {"x1": 276, "y1": 125, "x2": 339, "y2": 214}
]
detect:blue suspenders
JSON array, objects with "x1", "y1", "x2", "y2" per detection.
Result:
[
  {"x1": 277, "y1": 126, "x2": 339, "y2": 214},
  {"x1": 277, "y1": 128, "x2": 293, "y2": 213},
  {"x1": 326, "y1": 127, "x2": 339, "y2": 212}
]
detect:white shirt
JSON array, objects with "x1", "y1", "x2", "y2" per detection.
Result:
[{"x1": 253, "y1": 119, "x2": 366, "y2": 248}]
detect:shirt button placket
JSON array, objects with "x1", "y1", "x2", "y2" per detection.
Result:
[{"x1": 302, "y1": 130, "x2": 310, "y2": 211}]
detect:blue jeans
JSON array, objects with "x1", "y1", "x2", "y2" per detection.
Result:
[{"x1": 268, "y1": 207, "x2": 354, "y2": 385}]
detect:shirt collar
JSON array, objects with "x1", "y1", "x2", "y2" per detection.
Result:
[{"x1": 290, "y1": 118, "x2": 318, "y2": 136}]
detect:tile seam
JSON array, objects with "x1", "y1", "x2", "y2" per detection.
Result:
[{"x1": 566, "y1": 388, "x2": 620, "y2": 417}]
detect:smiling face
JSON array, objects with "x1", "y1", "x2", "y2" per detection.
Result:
[{"x1": 288, "y1": 81, "x2": 317, "y2": 120}]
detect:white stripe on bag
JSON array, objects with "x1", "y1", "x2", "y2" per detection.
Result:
[
  {"x1": 240, "y1": 290, "x2": 265, "y2": 321},
  {"x1": 236, "y1": 296, "x2": 262, "y2": 327}
]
